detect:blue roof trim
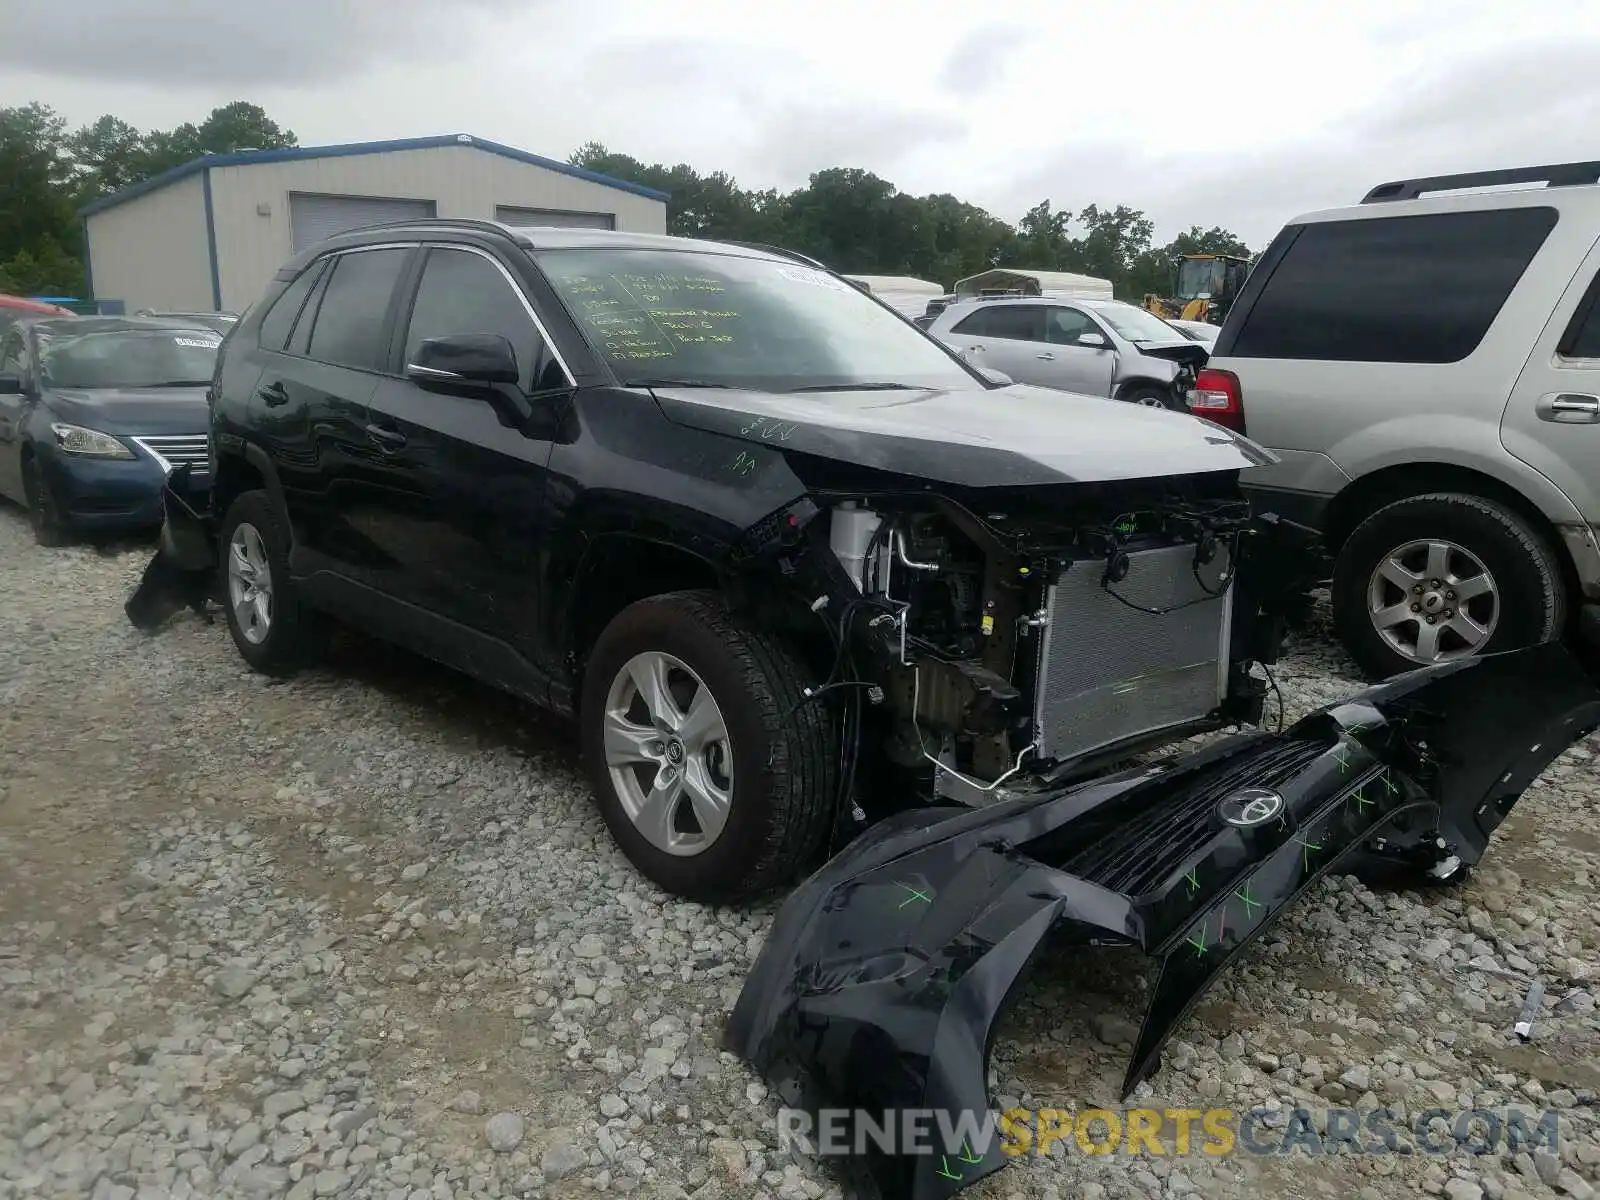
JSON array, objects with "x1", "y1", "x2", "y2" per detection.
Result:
[{"x1": 79, "y1": 134, "x2": 671, "y2": 216}]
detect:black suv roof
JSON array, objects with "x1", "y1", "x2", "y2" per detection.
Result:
[{"x1": 274, "y1": 220, "x2": 816, "y2": 278}]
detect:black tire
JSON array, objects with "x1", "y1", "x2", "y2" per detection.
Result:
[
  {"x1": 218, "y1": 490, "x2": 324, "y2": 677},
  {"x1": 1332, "y1": 493, "x2": 1566, "y2": 679},
  {"x1": 580, "y1": 590, "x2": 837, "y2": 903},
  {"x1": 21, "y1": 457, "x2": 69, "y2": 547},
  {"x1": 1120, "y1": 384, "x2": 1182, "y2": 411}
]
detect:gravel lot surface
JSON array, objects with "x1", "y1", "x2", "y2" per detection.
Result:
[{"x1": 1, "y1": 506, "x2": 1598, "y2": 1200}]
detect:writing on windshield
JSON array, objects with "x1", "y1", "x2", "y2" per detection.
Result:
[
  {"x1": 536, "y1": 248, "x2": 977, "y2": 393},
  {"x1": 562, "y1": 272, "x2": 745, "y2": 362}
]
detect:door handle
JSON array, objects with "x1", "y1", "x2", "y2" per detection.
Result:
[
  {"x1": 258, "y1": 381, "x2": 289, "y2": 407},
  {"x1": 365, "y1": 423, "x2": 408, "y2": 450},
  {"x1": 1535, "y1": 392, "x2": 1600, "y2": 423},
  {"x1": 1036, "y1": 352, "x2": 1055, "y2": 360}
]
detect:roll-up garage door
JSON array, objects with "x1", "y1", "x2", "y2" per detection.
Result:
[
  {"x1": 494, "y1": 205, "x2": 615, "y2": 230},
  {"x1": 289, "y1": 193, "x2": 437, "y2": 252}
]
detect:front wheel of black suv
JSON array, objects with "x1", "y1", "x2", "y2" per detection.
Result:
[
  {"x1": 219, "y1": 490, "x2": 325, "y2": 677},
  {"x1": 580, "y1": 590, "x2": 838, "y2": 903},
  {"x1": 1332, "y1": 492, "x2": 1567, "y2": 680}
]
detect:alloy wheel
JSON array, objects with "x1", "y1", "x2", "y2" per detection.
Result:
[
  {"x1": 1366, "y1": 538, "x2": 1499, "y2": 665},
  {"x1": 227, "y1": 521, "x2": 274, "y2": 645},
  {"x1": 602, "y1": 651, "x2": 734, "y2": 857}
]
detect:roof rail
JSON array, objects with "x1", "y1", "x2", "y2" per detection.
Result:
[
  {"x1": 721, "y1": 241, "x2": 830, "y2": 270},
  {"x1": 1362, "y1": 161, "x2": 1600, "y2": 204},
  {"x1": 342, "y1": 216, "x2": 523, "y2": 238}
]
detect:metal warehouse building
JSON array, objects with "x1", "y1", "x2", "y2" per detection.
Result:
[{"x1": 80, "y1": 134, "x2": 670, "y2": 314}]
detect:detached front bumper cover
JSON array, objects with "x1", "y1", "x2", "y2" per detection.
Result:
[
  {"x1": 124, "y1": 467, "x2": 218, "y2": 632},
  {"x1": 726, "y1": 643, "x2": 1600, "y2": 1200}
]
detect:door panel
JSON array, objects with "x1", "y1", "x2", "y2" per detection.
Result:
[
  {"x1": 348, "y1": 245, "x2": 565, "y2": 665},
  {"x1": 947, "y1": 306, "x2": 1048, "y2": 385},
  {"x1": 256, "y1": 245, "x2": 414, "y2": 580},
  {"x1": 1501, "y1": 235, "x2": 1600, "y2": 523},
  {"x1": 1044, "y1": 306, "x2": 1116, "y2": 395}
]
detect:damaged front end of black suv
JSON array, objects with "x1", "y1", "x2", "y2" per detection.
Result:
[{"x1": 726, "y1": 640, "x2": 1600, "y2": 1199}]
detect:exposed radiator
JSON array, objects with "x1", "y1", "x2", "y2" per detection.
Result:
[{"x1": 1033, "y1": 542, "x2": 1232, "y2": 765}]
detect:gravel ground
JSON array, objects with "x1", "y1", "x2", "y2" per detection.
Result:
[{"x1": 1, "y1": 505, "x2": 1598, "y2": 1200}]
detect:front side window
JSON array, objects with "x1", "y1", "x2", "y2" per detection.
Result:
[
  {"x1": 35, "y1": 326, "x2": 221, "y2": 389},
  {"x1": 403, "y1": 248, "x2": 562, "y2": 392},
  {"x1": 1046, "y1": 307, "x2": 1097, "y2": 344},
  {"x1": 1229, "y1": 207, "x2": 1558, "y2": 363},
  {"x1": 536, "y1": 247, "x2": 980, "y2": 392},
  {"x1": 306, "y1": 248, "x2": 411, "y2": 371}
]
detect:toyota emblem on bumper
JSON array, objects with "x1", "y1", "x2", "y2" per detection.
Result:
[{"x1": 1218, "y1": 787, "x2": 1285, "y2": 827}]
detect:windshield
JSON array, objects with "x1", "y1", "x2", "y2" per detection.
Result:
[
  {"x1": 38, "y1": 327, "x2": 221, "y2": 389},
  {"x1": 1175, "y1": 257, "x2": 1226, "y2": 301},
  {"x1": 1084, "y1": 301, "x2": 1186, "y2": 345},
  {"x1": 534, "y1": 248, "x2": 980, "y2": 392}
]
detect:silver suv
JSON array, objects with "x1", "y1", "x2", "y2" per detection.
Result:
[
  {"x1": 1197, "y1": 160, "x2": 1600, "y2": 678},
  {"x1": 927, "y1": 295, "x2": 1208, "y2": 409}
]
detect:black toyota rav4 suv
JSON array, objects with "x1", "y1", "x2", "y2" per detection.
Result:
[{"x1": 127, "y1": 220, "x2": 1597, "y2": 928}]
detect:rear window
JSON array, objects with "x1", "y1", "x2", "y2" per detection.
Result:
[
  {"x1": 951, "y1": 306, "x2": 1047, "y2": 341},
  {"x1": 1228, "y1": 207, "x2": 1558, "y2": 363}
]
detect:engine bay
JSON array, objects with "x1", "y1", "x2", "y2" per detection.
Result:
[{"x1": 791, "y1": 476, "x2": 1269, "y2": 804}]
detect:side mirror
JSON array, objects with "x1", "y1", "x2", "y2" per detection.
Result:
[
  {"x1": 0, "y1": 373, "x2": 22, "y2": 395},
  {"x1": 975, "y1": 367, "x2": 1012, "y2": 387},
  {"x1": 1077, "y1": 332, "x2": 1109, "y2": 349},
  {"x1": 406, "y1": 334, "x2": 520, "y2": 388}
]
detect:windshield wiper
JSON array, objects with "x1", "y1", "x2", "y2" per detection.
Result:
[
  {"x1": 623, "y1": 378, "x2": 732, "y2": 389},
  {"x1": 785, "y1": 382, "x2": 920, "y2": 393},
  {"x1": 141, "y1": 380, "x2": 213, "y2": 388}
]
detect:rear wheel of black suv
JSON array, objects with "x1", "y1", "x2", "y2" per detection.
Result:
[
  {"x1": 1332, "y1": 492, "x2": 1567, "y2": 679},
  {"x1": 219, "y1": 490, "x2": 325, "y2": 677},
  {"x1": 580, "y1": 590, "x2": 837, "y2": 903}
]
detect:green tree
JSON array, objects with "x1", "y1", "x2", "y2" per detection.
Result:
[
  {"x1": 137, "y1": 102, "x2": 297, "y2": 179},
  {"x1": 0, "y1": 103, "x2": 78, "y2": 273},
  {"x1": 66, "y1": 115, "x2": 148, "y2": 200},
  {"x1": 1073, "y1": 204, "x2": 1154, "y2": 296}
]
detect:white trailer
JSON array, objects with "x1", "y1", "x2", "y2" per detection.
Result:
[
  {"x1": 953, "y1": 268, "x2": 1114, "y2": 301},
  {"x1": 843, "y1": 275, "x2": 945, "y2": 319}
]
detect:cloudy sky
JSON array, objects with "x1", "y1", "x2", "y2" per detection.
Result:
[{"x1": 5, "y1": 0, "x2": 1600, "y2": 247}]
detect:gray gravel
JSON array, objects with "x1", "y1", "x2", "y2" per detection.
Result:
[{"x1": 1, "y1": 507, "x2": 1597, "y2": 1200}]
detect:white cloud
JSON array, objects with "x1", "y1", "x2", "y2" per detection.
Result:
[{"x1": 5, "y1": 0, "x2": 1600, "y2": 246}]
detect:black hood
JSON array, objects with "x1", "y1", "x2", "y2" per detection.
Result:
[
  {"x1": 648, "y1": 383, "x2": 1274, "y2": 488},
  {"x1": 41, "y1": 387, "x2": 211, "y2": 436}
]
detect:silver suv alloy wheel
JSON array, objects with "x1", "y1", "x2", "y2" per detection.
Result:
[
  {"x1": 602, "y1": 651, "x2": 734, "y2": 856},
  {"x1": 1366, "y1": 537, "x2": 1499, "y2": 665},
  {"x1": 227, "y1": 521, "x2": 274, "y2": 645}
]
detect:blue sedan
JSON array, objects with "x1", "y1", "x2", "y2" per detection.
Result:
[{"x1": 0, "y1": 317, "x2": 221, "y2": 545}]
